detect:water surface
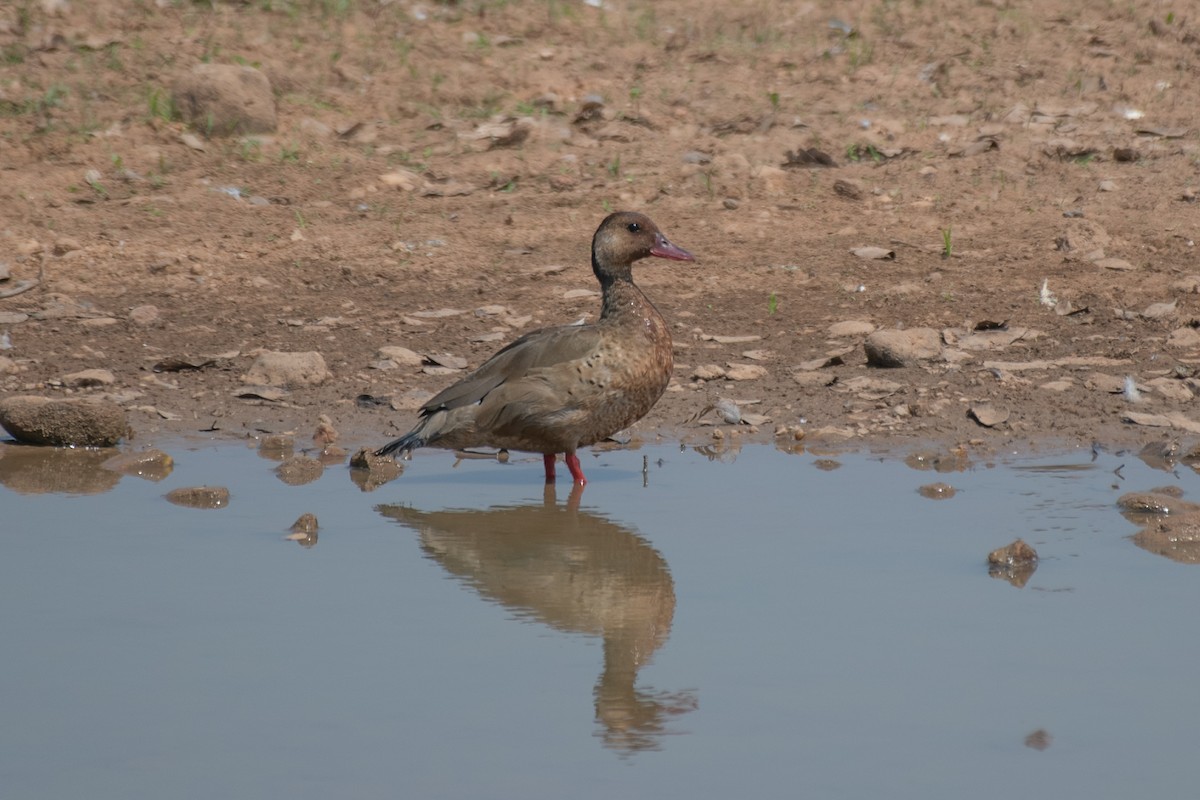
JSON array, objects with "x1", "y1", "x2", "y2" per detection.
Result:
[{"x1": 2, "y1": 439, "x2": 1197, "y2": 799}]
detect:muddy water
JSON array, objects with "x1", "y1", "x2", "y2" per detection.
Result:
[{"x1": 3, "y1": 439, "x2": 1199, "y2": 799}]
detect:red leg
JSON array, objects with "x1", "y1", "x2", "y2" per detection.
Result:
[
  {"x1": 543, "y1": 453, "x2": 557, "y2": 483},
  {"x1": 565, "y1": 452, "x2": 587, "y2": 486}
]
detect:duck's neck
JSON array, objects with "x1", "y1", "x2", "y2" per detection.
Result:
[{"x1": 598, "y1": 273, "x2": 659, "y2": 325}]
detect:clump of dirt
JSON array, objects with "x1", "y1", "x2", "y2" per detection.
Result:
[{"x1": 1, "y1": 0, "x2": 1199, "y2": 457}]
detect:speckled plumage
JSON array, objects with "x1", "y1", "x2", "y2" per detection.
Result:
[{"x1": 376, "y1": 211, "x2": 694, "y2": 484}]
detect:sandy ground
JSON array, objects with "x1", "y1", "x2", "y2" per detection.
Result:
[{"x1": 2, "y1": 0, "x2": 1200, "y2": 459}]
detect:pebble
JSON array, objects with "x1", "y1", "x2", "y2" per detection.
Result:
[
  {"x1": 62, "y1": 368, "x2": 116, "y2": 387},
  {"x1": 348, "y1": 447, "x2": 404, "y2": 491},
  {"x1": 987, "y1": 538, "x2": 1038, "y2": 566},
  {"x1": 864, "y1": 328, "x2": 942, "y2": 367},
  {"x1": 165, "y1": 486, "x2": 230, "y2": 509},
  {"x1": 828, "y1": 319, "x2": 876, "y2": 337},
  {"x1": 275, "y1": 455, "x2": 324, "y2": 486},
  {"x1": 918, "y1": 482, "x2": 956, "y2": 500},
  {"x1": 725, "y1": 364, "x2": 767, "y2": 381},
  {"x1": 691, "y1": 364, "x2": 726, "y2": 381},
  {"x1": 128, "y1": 304, "x2": 161, "y2": 326},
  {"x1": 243, "y1": 351, "x2": 331, "y2": 387},
  {"x1": 172, "y1": 63, "x2": 277, "y2": 136}
]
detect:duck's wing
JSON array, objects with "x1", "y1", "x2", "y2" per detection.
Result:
[{"x1": 419, "y1": 324, "x2": 602, "y2": 415}]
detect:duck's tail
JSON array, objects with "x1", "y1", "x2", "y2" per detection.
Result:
[
  {"x1": 374, "y1": 430, "x2": 424, "y2": 458},
  {"x1": 375, "y1": 408, "x2": 451, "y2": 458}
]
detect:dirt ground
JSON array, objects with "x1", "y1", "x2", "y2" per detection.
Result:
[{"x1": 2, "y1": 0, "x2": 1200, "y2": 460}]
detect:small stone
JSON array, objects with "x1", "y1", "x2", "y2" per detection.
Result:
[
  {"x1": 828, "y1": 319, "x2": 876, "y2": 337},
  {"x1": 243, "y1": 351, "x2": 331, "y2": 387},
  {"x1": 691, "y1": 364, "x2": 726, "y2": 381},
  {"x1": 968, "y1": 403, "x2": 1010, "y2": 428},
  {"x1": 725, "y1": 364, "x2": 767, "y2": 381},
  {"x1": 918, "y1": 482, "x2": 956, "y2": 500},
  {"x1": 864, "y1": 328, "x2": 942, "y2": 367},
  {"x1": 62, "y1": 368, "x2": 116, "y2": 388},
  {"x1": 1098, "y1": 179, "x2": 1116, "y2": 192},
  {"x1": 375, "y1": 345, "x2": 423, "y2": 366},
  {"x1": 165, "y1": 486, "x2": 230, "y2": 509},
  {"x1": 313, "y1": 415, "x2": 338, "y2": 446},
  {"x1": 290, "y1": 512, "x2": 319, "y2": 534},
  {"x1": 275, "y1": 455, "x2": 324, "y2": 486},
  {"x1": 172, "y1": 63, "x2": 277, "y2": 136},
  {"x1": 52, "y1": 236, "x2": 83, "y2": 255},
  {"x1": 128, "y1": 304, "x2": 161, "y2": 326},
  {"x1": 987, "y1": 538, "x2": 1038, "y2": 565},
  {"x1": 349, "y1": 446, "x2": 404, "y2": 491}
]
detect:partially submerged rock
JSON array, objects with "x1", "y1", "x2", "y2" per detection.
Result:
[
  {"x1": 166, "y1": 486, "x2": 230, "y2": 509},
  {"x1": 349, "y1": 446, "x2": 403, "y2": 491},
  {"x1": 1132, "y1": 512, "x2": 1200, "y2": 564},
  {"x1": 987, "y1": 538, "x2": 1038, "y2": 588},
  {"x1": 0, "y1": 395, "x2": 128, "y2": 447},
  {"x1": 275, "y1": 455, "x2": 324, "y2": 486},
  {"x1": 286, "y1": 512, "x2": 319, "y2": 547}
]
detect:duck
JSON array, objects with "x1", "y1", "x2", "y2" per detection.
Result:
[{"x1": 376, "y1": 211, "x2": 694, "y2": 485}]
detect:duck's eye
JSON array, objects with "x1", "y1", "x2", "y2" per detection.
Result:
[{"x1": 626, "y1": 222, "x2": 641, "y2": 233}]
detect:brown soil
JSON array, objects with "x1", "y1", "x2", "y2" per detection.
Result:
[{"x1": 2, "y1": 0, "x2": 1200, "y2": 457}]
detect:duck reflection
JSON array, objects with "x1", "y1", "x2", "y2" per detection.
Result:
[{"x1": 376, "y1": 485, "x2": 696, "y2": 753}]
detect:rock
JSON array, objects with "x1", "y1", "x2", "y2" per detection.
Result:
[
  {"x1": 275, "y1": 455, "x2": 324, "y2": 486},
  {"x1": 165, "y1": 486, "x2": 230, "y2": 509},
  {"x1": 243, "y1": 351, "x2": 331, "y2": 387},
  {"x1": 1132, "y1": 512, "x2": 1200, "y2": 563},
  {"x1": 987, "y1": 538, "x2": 1038, "y2": 566},
  {"x1": 827, "y1": 320, "x2": 876, "y2": 337},
  {"x1": 1117, "y1": 492, "x2": 1200, "y2": 515},
  {"x1": 61, "y1": 368, "x2": 116, "y2": 387},
  {"x1": 172, "y1": 63, "x2": 277, "y2": 136},
  {"x1": 968, "y1": 403, "x2": 1010, "y2": 428},
  {"x1": 0, "y1": 396, "x2": 127, "y2": 447},
  {"x1": 349, "y1": 446, "x2": 404, "y2": 491},
  {"x1": 691, "y1": 364, "x2": 726, "y2": 381},
  {"x1": 102, "y1": 449, "x2": 174, "y2": 481},
  {"x1": 864, "y1": 328, "x2": 942, "y2": 367},
  {"x1": 52, "y1": 236, "x2": 82, "y2": 255},
  {"x1": 1167, "y1": 327, "x2": 1200, "y2": 348},
  {"x1": 290, "y1": 512, "x2": 319, "y2": 534},
  {"x1": 754, "y1": 165, "x2": 790, "y2": 194},
  {"x1": 286, "y1": 512, "x2": 319, "y2": 547},
  {"x1": 918, "y1": 482, "x2": 956, "y2": 500},
  {"x1": 313, "y1": 415, "x2": 338, "y2": 447},
  {"x1": 725, "y1": 364, "x2": 767, "y2": 381},
  {"x1": 380, "y1": 169, "x2": 423, "y2": 192},
  {"x1": 128, "y1": 304, "x2": 161, "y2": 326},
  {"x1": 792, "y1": 370, "x2": 836, "y2": 388}
]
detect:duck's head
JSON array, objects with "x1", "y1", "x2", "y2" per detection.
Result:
[{"x1": 591, "y1": 211, "x2": 694, "y2": 280}]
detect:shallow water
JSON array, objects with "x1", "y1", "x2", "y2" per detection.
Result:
[{"x1": 3, "y1": 439, "x2": 1198, "y2": 799}]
